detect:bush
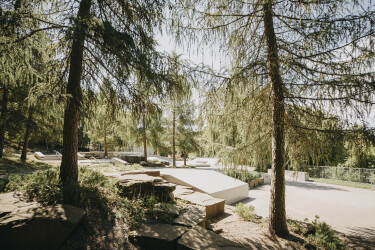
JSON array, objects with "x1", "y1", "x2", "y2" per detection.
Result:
[
  {"x1": 289, "y1": 216, "x2": 345, "y2": 250},
  {"x1": 308, "y1": 216, "x2": 344, "y2": 249},
  {"x1": 225, "y1": 168, "x2": 260, "y2": 184},
  {"x1": 234, "y1": 203, "x2": 257, "y2": 222},
  {"x1": 0, "y1": 167, "x2": 175, "y2": 229}
]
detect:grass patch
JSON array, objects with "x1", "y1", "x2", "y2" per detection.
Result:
[
  {"x1": 0, "y1": 156, "x2": 54, "y2": 175},
  {"x1": 234, "y1": 203, "x2": 261, "y2": 223},
  {"x1": 310, "y1": 178, "x2": 371, "y2": 190},
  {"x1": 88, "y1": 163, "x2": 143, "y2": 173}
]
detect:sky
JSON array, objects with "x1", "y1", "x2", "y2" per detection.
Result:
[{"x1": 155, "y1": 31, "x2": 375, "y2": 128}]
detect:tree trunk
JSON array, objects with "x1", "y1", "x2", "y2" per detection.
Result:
[
  {"x1": 183, "y1": 151, "x2": 186, "y2": 166},
  {"x1": 104, "y1": 125, "x2": 108, "y2": 157},
  {"x1": 263, "y1": 1, "x2": 289, "y2": 237},
  {"x1": 0, "y1": 87, "x2": 9, "y2": 159},
  {"x1": 143, "y1": 114, "x2": 147, "y2": 161},
  {"x1": 20, "y1": 107, "x2": 34, "y2": 160},
  {"x1": 45, "y1": 138, "x2": 49, "y2": 153},
  {"x1": 60, "y1": 0, "x2": 92, "y2": 184},
  {"x1": 172, "y1": 108, "x2": 176, "y2": 167}
]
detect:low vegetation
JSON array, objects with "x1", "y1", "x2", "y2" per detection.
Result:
[
  {"x1": 310, "y1": 178, "x2": 371, "y2": 190},
  {"x1": 0, "y1": 165, "x2": 174, "y2": 229},
  {"x1": 288, "y1": 216, "x2": 345, "y2": 250},
  {"x1": 0, "y1": 156, "x2": 53, "y2": 175},
  {"x1": 234, "y1": 203, "x2": 260, "y2": 223},
  {"x1": 224, "y1": 168, "x2": 261, "y2": 184},
  {"x1": 88, "y1": 163, "x2": 143, "y2": 173}
]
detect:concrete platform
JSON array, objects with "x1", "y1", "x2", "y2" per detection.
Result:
[
  {"x1": 174, "y1": 185, "x2": 225, "y2": 219},
  {"x1": 159, "y1": 168, "x2": 248, "y2": 204}
]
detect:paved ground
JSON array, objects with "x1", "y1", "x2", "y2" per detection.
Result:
[{"x1": 241, "y1": 181, "x2": 375, "y2": 239}]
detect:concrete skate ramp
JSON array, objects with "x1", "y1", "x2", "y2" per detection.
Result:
[{"x1": 159, "y1": 169, "x2": 249, "y2": 204}]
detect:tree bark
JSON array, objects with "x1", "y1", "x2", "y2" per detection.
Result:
[
  {"x1": 143, "y1": 114, "x2": 147, "y2": 161},
  {"x1": 20, "y1": 106, "x2": 34, "y2": 160},
  {"x1": 183, "y1": 151, "x2": 186, "y2": 166},
  {"x1": 104, "y1": 125, "x2": 108, "y2": 157},
  {"x1": 172, "y1": 108, "x2": 176, "y2": 167},
  {"x1": 45, "y1": 138, "x2": 49, "y2": 153},
  {"x1": 263, "y1": 1, "x2": 289, "y2": 237},
  {"x1": 60, "y1": 0, "x2": 92, "y2": 184},
  {"x1": 0, "y1": 87, "x2": 8, "y2": 159}
]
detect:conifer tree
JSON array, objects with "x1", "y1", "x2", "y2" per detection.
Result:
[{"x1": 171, "y1": 0, "x2": 375, "y2": 236}]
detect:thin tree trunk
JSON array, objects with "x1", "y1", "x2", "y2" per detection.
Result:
[
  {"x1": 60, "y1": 0, "x2": 92, "y2": 184},
  {"x1": 21, "y1": 110, "x2": 33, "y2": 157},
  {"x1": 0, "y1": 87, "x2": 8, "y2": 158},
  {"x1": 172, "y1": 108, "x2": 176, "y2": 167},
  {"x1": 184, "y1": 151, "x2": 186, "y2": 166},
  {"x1": 21, "y1": 107, "x2": 34, "y2": 160},
  {"x1": 104, "y1": 125, "x2": 108, "y2": 157},
  {"x1": 45, "y1": 139, "x2": 49, "y2": 153},
  {"x1": 263, "y1": 1, "x2": 289, "y2": 237},
  {"x1": 143, "y1": 114, "x2": 147, "y2": 161}
]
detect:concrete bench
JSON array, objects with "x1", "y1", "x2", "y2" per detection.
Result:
[{"x1": 34, "y1": 152, "x2": 45, "y2": 160}]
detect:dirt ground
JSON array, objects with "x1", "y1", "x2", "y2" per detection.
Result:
[{"x1": 211, "y1": 206, "x2": 307, "y2": 249}]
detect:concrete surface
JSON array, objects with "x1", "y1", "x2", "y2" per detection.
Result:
[
  {"x1": 242, "y1": 181, "x2": 375, "y2": 236},
  {"x1": 159, "y1": 168, "x2": 249, "y2": 204}
]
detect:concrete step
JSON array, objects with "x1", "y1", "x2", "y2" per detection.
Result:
[{"x1": 174, "y1": 185, "x2": 225, "y2": 219}]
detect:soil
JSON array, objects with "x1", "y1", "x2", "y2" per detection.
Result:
[{"x1": 211, "y1": 206, "x2": 306, "y2": 249}]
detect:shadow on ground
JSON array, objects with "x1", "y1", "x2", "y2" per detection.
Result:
[{"x1": 286, "y1": 181, "x2": 348, "y2": 192}]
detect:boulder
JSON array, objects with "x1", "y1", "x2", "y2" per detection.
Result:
[
  {"x1": 173, "y1": 206, "x2": 206, "y2": 228},
  {"x1": 117, "y1": 174, "x2": 176, "y2": 201},
  {"x1": 153, "y1": 203, "x2": 180, "y2": 218},
  {"x1": 129, "y1": 223, "x2": 188, "y2": 250},
  {"x1": 140, "y1": 161, "x2": 165, "y2": 168},
  {"x1": 121, "y1": 170, "x2": 160, "y2": 177},
  {"x1": 0, "y1": 193, "x2": 84, "y2": 250},
  {"x1": 177, "y1": 225, "x2": 246, "y2": 250}
]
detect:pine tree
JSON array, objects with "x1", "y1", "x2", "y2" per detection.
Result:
[{"x1": 171, "y1": 0, "x2": 375, "y2": 236}]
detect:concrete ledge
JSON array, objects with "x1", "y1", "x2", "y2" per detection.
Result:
[
  {"x1": 111, "y1": 157, "x2": 128, "y2": 165},
  {"x1": 268, "y1": 169, "x2": 309, "y2": 182},
  {"x1": 160, "y1": 169, "x2": 248, "y2": 205}
]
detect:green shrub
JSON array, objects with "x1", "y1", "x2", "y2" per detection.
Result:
[
  {"x1": 0, "y1": 167, "x2": 175, "y2": 229},
  {"x1": 225, "y1": 168, "x2": 260, "y2": 183},
  {"x1": 307, "y1": 216, "x2": 344, "y2": 250},
  {"x1": 234, "y1": 203, "x2": 257, "y2": 222}
]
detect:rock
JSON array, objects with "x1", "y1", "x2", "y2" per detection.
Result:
[
  {"x1": 117, "y1": 174, "x2": 176, "y2": 201},
  {"x1": 121, "y1": 155, "x2": 145, "y2": 164},
  {"x1": 129, "y1": 223, "x2": 188, "y2": 250},
  {"x1": 177, "y1": 225, "x2": 246, "y2": 250},
  {"x1": 173, "y1": 206, "x2": 206, "y2": 228},
  {"x1": 0, "y1": 193, "x2": 84, "y2": 250},
  {"x1": 140, "y1": 161, "x2": 165, "y2": 168},
  {"x1": 153, "y1": 203, "x2": 180, "y2": 218},
  {"x1": 153, "y1": 183, "x2": 176, "y2": 201},
  {"x1": 121, "y1": 170, "x2": 160, "y2": 177}
]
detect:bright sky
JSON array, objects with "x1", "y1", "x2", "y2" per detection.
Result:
[{"x1": 155, "y1": 32, "x2": 375, "y2": 128}]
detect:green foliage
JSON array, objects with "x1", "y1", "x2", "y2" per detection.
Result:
[
  {"x1": 0, "y1": 164, "x2": 177, "y2": 229},
  {"x1": 289, "y1": 216, "x2": 345, "y2": 249},
  {"x1": 234, "y1": 203, "x2": 257, "y2": 222},
  {"x1": 310, "y1": 178, "x2": 371, "y2": 190},
  {"x1": 0, "y1": 157, "x2": 53, "y2": 175},
  {"x1": 224, "y1": 168, "x2": 260, "y2": 184},
  {"x1": 308, "y1": 217, "x2": 344, "y2": 250}
]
